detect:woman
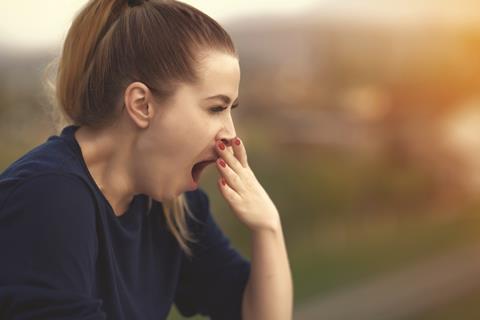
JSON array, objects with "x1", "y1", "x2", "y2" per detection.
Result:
[{"x1": 0, "y1": 0, "x2": 292, "y2": 319}]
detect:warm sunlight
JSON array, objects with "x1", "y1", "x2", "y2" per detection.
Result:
[{"x1": 0, "y1": 0, "x2": 323, "y2": 51}]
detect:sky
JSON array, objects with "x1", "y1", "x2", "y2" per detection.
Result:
[
  {"x1": 2, "y1": 0, "x2": 478, "y2": 52},
  {"x1": 0, "y1": 0, "x2": 323, "y2": 51}
]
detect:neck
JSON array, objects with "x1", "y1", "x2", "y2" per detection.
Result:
[{"x1": 74, "y1": 124, "x2": 138, "y2": 216}]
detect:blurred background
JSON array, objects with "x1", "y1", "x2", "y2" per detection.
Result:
[{"x1": 2, "y1": 0, "x2": 480, "y2": 319}]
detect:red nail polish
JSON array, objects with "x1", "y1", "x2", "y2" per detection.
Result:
[
  {"x1": 218, "y1": 142, "x2": 225, "y2": 150},
  {"x1": 221, "y1": 178, "x2": 226, "y2": 186},
  {"x1": 234, "y1": 138, "x2": 240, "y2": 145},
  {"x1": 219, "y1": 159, "x2": 226, "y2": 168}
]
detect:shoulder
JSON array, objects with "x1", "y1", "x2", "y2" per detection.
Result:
[
  {"x1": 1, "y1": 171, "x2": 92, "y2": 200},
  {"x1": 0, "y1": 175, "x2": 100, "y2": 299},
  {"x1": 0, "y1": 172, "x2": 97, "y2": 227},
  {"x1": 0, "y1": 135, "x2": 82, "y2": 185}
]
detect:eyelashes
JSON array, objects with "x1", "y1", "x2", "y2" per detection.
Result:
[
  {"x1": 210, "y1": 106, "x2": 228, "y2": 113},
  {"x1": 209, "y1": 103, "x2": 239, "y2": 114}
]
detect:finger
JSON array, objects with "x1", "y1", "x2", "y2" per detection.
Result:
[
  {"x1": 231, "y1": 137, "x2": 248, "y2": 168},
  {"x1": 217, "y1": 176, "x2": 241, "y2": 202},
  {"x1": 216, "y1": 140, "x2": 243, "y2": 174},
  {"x1": 216, "y1": 156, "x2": 243, "y2": 193}
]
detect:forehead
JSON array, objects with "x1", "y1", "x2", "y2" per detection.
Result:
[{"x1": 193, "y1": 51, "x2": 240, "y2": 99}]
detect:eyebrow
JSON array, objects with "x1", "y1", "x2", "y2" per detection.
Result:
[{"x1": 205, "y1": 94, "x2": 239, "y2": 106}]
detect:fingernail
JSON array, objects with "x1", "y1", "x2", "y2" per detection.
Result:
[
  {"x1": 221, "y1": 177, "x2": 226, "y2": 186},
  {"x1": 219, "y1": 159, "x2": 226, "y2": 168},
  {"x1": 234, "y1": 138, "x2": 241, "y2": 146},
  {"x1": 218, "y1": 141, "x2": 225, "y2": 150}
]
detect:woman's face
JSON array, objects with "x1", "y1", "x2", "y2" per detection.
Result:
[{"x1": 136, "y1": 51, "x2": 240, "y2": 201}]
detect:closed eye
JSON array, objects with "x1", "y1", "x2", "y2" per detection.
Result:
[
  {"x1": 209, "y1": 103, "x2": 239, "y2": 114},
  {"x1": 210, "y1": 106, "x2": 227, "y2": 113}
]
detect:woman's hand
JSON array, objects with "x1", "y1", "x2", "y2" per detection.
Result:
[{"x1": 214, "y1": 137, "x2": 280, "y2": 233}]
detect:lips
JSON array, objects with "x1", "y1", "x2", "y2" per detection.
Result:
[{"x1": 191, "y1": 158, "x2": 217, "y2": 182}]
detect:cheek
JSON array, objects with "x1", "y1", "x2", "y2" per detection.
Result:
[{"x1": 151, "y1": 113, "x2": 217, "y2": 161}]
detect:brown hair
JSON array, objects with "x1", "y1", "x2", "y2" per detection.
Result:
[{"x1": 43, "y1": 0, "x2": 238, "y2": 257}]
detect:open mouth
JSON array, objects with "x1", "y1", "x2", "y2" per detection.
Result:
[{"x1": 191, "y1": 159, "x2": 216, "y2": 183}]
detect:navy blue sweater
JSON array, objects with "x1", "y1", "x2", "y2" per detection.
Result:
[{"x1": 0, "y1": 125, "x2": 251, "y2": 320}]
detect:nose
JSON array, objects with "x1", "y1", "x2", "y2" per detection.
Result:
[{"x1": 217, "y1": 115, "x2": 237, "y2": 147}]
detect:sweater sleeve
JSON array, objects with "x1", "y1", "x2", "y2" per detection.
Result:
[
  {"x1": 174, "y1": 188, "x2": 251, "y2": 320},
  {"x1": 0, "y1": 173, "x2": 106, "y2": 320}
]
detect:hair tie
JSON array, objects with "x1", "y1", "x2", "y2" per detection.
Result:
[{"x1": 127, "y1": 0, "x2": 144, "y2": 7}]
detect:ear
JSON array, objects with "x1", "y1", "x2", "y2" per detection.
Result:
[{"x1": 123, "y1": 81, "x2": 155, "y2": 129}]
